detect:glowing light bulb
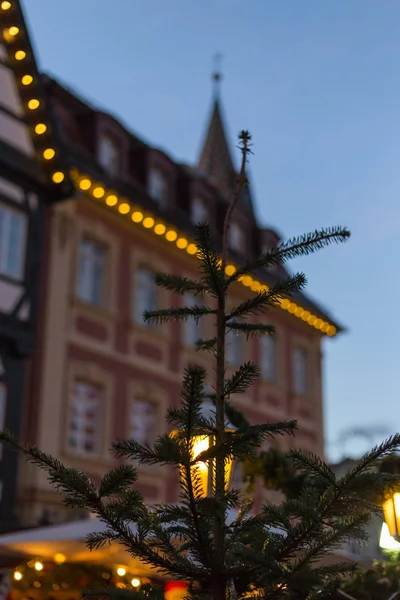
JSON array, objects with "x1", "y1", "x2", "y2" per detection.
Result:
[
  {"x1": 92, "y1": 186, "x2": 105, "y2": 199},
  {"x1": 165, "y1": 230, "x2": 177, "y2": 242},
  {"x1": 34, "y1": 561, "x2": 43, "y2": 571},
  {"x1": 176, "y1": 237, "x2": 188, "y2": 249},
  {"x1": 327, "y1": 325, "x2": 336, "y2": 336},
  {"x1": 143, "y1": 216, "x2": 155, "y2": 228},
  {"x1": 225, "y1": 264, "x2": 236, "y2": 276},
  {"x1": 43, "y1": 148, "x2": 55, "y2": 160},
  {"x1": 117, "y1": 567, "x2": 126, "y2": 577},
  {"x1": 28, "y1": 99, "x2": 40, "y2": 110},
  {"x1": 106, "y1": 194, "x2": 118, "y2": 206},
  {"x1": 52, "y1": 172, "x2": 64, "y2": 183},
  {"x1": 186, "y1": 243, "x2": 197, "y2": 255},
  {"x1": 13, "y1": 571, "x2": 22, "y2": 581},
  {"x1": 7, "y1": 25, "x2": 18, "y2": 36},
  {"x1": 1, "y1": 2, "x2": 12, "y2": 10},
  {"x1": 118, "y1": 203, "x2": 130, "y2": 214},
  {"x1": 21, "y1": 74, "x2": 33, "y2": 85},
  {"x1": 131, "y1": 211, "x2": 143, "y2": 223},
  {"x1": 54, "y1": 553, "x2": 66, "y2": 564},
  {"x1": 154, "y1": 223, "x2": 166, "y2": 235},
  {"x1": 79, "y1": 178, "x2": 91, "y2": 191},
  {"x1": 34, "y1": 123, "x2": 47, "y2": 135},
  {"x1": 131, "y1": 578, "x2": 141, "y2": 588},
  {"x1": 15, "y1": 50, "x2": 26, "y2": 60}
]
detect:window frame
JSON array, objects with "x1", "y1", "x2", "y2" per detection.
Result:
[
  {"x1": 293, "y1": 346, "x2": 308, "y2": 396},
  {"x1": 129, "y1": 397, "x2": 158, "y2": 447},
  {"x1": 0, "y1": 201, "x2": 27, "y2": 281},
  {"x1": 133, "y1": 266, "x2": 157, "y2": 327},
  {"x1": 66, "y1": 380, "x2": 103, "y2": 457},
  {"x1": 76, "y1": 237, "x2": 108, "y2": 307},
  {"x1": 98, "y1": 133, "x2": 120, "y2": 177},
  {"x1": 260, "y1": 334, "x2": 276, "y2": 382},
  {"x1": 148, "y1": 169, "x2": 167, "y2": 206}
]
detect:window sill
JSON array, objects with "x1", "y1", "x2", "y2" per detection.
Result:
[
  {"x1": 70, "y1": 294, "x2": 116, "y2": 322},
  {"x1": 63, "y1": 448, "x2": 113, "y2": 464}
]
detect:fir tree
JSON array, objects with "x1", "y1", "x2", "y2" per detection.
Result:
[{"x1": 2, "y1": 131, "x2": 400, "y2": 600}]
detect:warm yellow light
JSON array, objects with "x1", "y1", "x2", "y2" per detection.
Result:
[
  {"x1": 301, "y1": 310, "x2": 310, "y2": 321},
  {"x1": 251, "y1": 280, "x2": 261, "y2": 292},
  {"x1": 131, "y1": 578, "x2": 141, "y2": 588},
  {"x1": 43, "y1": 148, "x2": 55, "y2": 160},
  {"x1": 34, "y1": 561, "x2": 43, "y2": 571},
  {"x1": 7, "y1": 25, "x2": 18, "y2": 36},
  {"x1": 13, "y1": 571, "x2": 22, "y2": 581},
  {"x1": 143, "y1": 216, "x2": 155, "y2": 228},
  {"x1": 131, "y1": 211, "x2": 143, "y2": 223},
  {"x1": 313, "y1": 318, "x2": 322, "y2": 329},
  {"x1": 106, "y1": 194, "x2": 118, "y2": 206},
  {"x1": 117, "y1": 567, "x2": 126, "y2": 577},
  {"x1": 294, "y1": 307, "x2": 304, "y2": 318},
  {"x1": 320, "y1": 321, "x2": 328, "y2": 333},
  {"x1": 186, "y1": 243, "x2": 197, "y2": 255},
  {"x1": 307, "y1": 315, "x2": 316, "y2": 326},
  {"x1": 92, "y1": 186, "x2": 105, "y2": 199},
  {"x1": 154, "y1": 223, "x2": 166, "y2": 235},
  {"x1": 21, "y1": 74, "x2": 33, "y2": 85},
  {"x1": 176, "y1": 237, "x2": 188, "y2": 249},
  {"x1": 52, "y1": 171, "x2": 64, "y2": 183},
  {"x1": 165, "y1": 229, "x2": 178, "y2": 242},
  {"x1": 225, "y1": 264, "x2": 236, "y2": 276},
  {"x1": 54, "y1": 553, "x2": 66, "y2": 564},
  {"x1": 1, "y1": 2, "x2": 12, "y2": 10},
  {"x1": 384, "y1": 493, "x2": 400, "y2": 539},
  {"x1": 28, "y1": 99, "x2": 40, "y2": 110},
  {"x1": 79, "y1": 178, "x2": 92, "y2": 191},
  {"x1": 15, "y1": 50, "x2": 26, "y2": 60},
  {"x1": 241, "y1": 275, "x2": 253, "y2": 287},
  {"x1": 118, "y1": 203, "x2": 130, "y2": 214},
  {"x1": 327, "y1": 325, "x2": 336, "y2": 337},
  {"x1": 34, "y1": 123, "x2": 47, "y2": 135},
  {"x1": 280, "y1": 299, "x2": 290, "y2": 310}
]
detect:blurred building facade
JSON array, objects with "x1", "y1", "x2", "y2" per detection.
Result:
[{"x1": 1, "y1": 0, "x2": 342, "y2": 528}]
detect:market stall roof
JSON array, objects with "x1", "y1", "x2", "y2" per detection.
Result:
[{"x1": 0, "y1": 518, "x2": 152, "y2": 575}]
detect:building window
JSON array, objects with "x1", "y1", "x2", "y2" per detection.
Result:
[
  {"x1": 148, "y1": 169, "x2": 167, "y2": 206},
  {"x1": 183, "y1": 294, "x2": 203, "y2": 347},
  {"x1": 230, "y1": 461, "x2": 244, "y2": 489},
  {"x1": 228, "y1": 223, "x2": 244, "y2": 253},
  {"x1": 129, "y1": 398, "x2": 157, "y2": 446},
  {"x1": 98, "y1": 134, "x2": 120, "y2": 177},
  {"x1": 134, "y1": 267, "x2": 157, "y2": 326},
  {"x1": 226, "y1": 329, "x2": 243, "y2": 366},
  {"x1": 261, "y1": 335, "x2": 276, "y2": 382},
  {"x1": 67, "y1": 381, "x2": 102, "y2": 455},
  {"x1": 0, "y1": 384, "x2": 7, "y2": 460},
  {"x1": 293, "y1": 347, "x2": 308, "y2": 396},
  {"x1": 191, "y1": 198, "x2": 208, "y2": 225},
  {"x1": 76, "y1": 238, "x2": 107, "y2": 306},
  {"x1": 0, "y1": 203, "x2": 26, "y2": 280}
]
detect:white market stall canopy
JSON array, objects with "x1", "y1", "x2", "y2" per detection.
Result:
[{"x1": 0, "y1": 518, "x2": 153, "y2": 576}]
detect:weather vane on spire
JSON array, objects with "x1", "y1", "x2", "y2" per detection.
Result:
[{"x1": 212, "y1": 53, "x2": 223, "y2": 98}]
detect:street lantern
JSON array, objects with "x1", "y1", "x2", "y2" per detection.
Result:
[
  {"x1": 172, "y1": 398, "x2": 235, "y2": 498},
  {"x1": 383, "y1": 492, "x2": 400, "y2": 539}
]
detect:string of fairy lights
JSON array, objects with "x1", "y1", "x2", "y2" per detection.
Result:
[
  {"x1": 0, "y1": 0, "x2": 337, "y2": 338},
  {"x1": 12, "y1": 556, "x2": 145, "y2": 593}
]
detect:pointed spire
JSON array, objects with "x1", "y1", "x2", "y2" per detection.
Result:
[{"x1": 198, "y1": 55, "x2": 236, "y2": 196}]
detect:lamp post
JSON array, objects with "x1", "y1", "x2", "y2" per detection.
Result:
[
  {"x1": 172, "y1": 398, "x2": 235, "y2": 498},
  {"x1": 383, "y1": 492, "x2": 400, "y2": 540}
]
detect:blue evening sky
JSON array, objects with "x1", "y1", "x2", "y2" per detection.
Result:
[{"x1": 22, "y1": 0, "x2": 400, "y2": 460}]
